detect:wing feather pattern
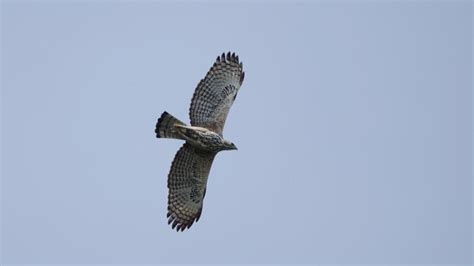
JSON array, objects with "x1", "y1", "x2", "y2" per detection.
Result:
[
  {"x1": 167, "y1": 143, "x2": 217, "y2": 231},
  {"x1": 189, "y1": 52, "x2": 245, "y2": 135}
]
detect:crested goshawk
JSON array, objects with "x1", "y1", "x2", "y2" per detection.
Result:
[{"x1": 155, "y1": 52, "x2": 245, "y2": 231}]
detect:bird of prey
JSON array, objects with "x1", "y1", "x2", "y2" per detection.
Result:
[{"x1": 155, "y1": 52, "x2": 245, "y2": 231}]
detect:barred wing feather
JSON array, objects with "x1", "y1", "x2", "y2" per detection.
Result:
[
  {"x1": 189, "y1": 52, "x2": 245, "y2": 136},
  {"x1": 167, "y1": 143, "x2": 217, "y2": 231}
]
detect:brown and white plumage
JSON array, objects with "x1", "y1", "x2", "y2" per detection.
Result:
[
  {"x1": 155, "y1": 52, "x2": 245, "y2": 231},
  {"x1": 189, "y1": 52, "x2": 245, "y2": 135},
  {"x1": 166, "y1": 143, "x2": 216, "y2": 231}
]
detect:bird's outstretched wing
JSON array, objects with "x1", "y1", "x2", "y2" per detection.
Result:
[
  {"x1": 189, "y1": 52, "x2": 245, "y2": 136},
  {"x1": 167, "y1": 143, "x2": 217, "y2": 231}
]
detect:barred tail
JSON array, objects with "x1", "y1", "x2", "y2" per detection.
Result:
[{"x1": 155, "y1": 111, "x2": 186, "y2": 139}]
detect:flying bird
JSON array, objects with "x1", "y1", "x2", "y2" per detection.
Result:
[{"x1": 155, "y1": 52, "x2": 245, "y2": 231}]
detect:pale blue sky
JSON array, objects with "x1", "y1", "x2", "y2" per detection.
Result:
[{"x1": 1, "y1": 1, "x2": 472, "y2": 264}]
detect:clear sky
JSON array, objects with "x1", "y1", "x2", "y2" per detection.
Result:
[{"x1": 1, "y1": 1, "x2": 472, "y2": 264}]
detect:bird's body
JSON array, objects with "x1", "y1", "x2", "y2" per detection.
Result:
[
  {"x1": 175, "y1": 125, "x2": 235, "y2": 152},
  {"x1": 155, "y1": 52, "x2": 245, "y2": 231},
  {"x1": 157, "y1": 112, "x2": 236, "y2": 152}
]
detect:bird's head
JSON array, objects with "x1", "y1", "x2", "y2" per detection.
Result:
[{"x1": 222, "y1": 140, "x2": 238, "y2": 151}]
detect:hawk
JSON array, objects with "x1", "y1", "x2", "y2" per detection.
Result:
[{"x1": 155, "y1": 52, "x2": 245, "y2": 231}]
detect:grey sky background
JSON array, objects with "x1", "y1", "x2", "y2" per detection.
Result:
[{"x1": 1, "y1": 1, "x2": 472, "y2": 264}]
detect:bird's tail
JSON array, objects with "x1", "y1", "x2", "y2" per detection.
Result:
[{"x1": 155, "y1": 111, "x2": 186, "y2": 139}]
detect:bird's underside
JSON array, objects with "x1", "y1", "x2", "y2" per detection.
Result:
[{"x1": 155, "y1": 52, "x2": 244, "y2": 231}]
